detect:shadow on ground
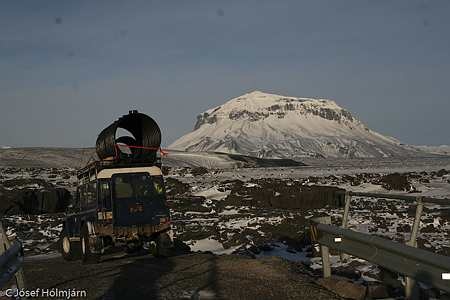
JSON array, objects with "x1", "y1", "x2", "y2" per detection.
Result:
[
  {"x1": 24, "y1": 250, "x2": 339, "y2": 299},
  {"x1": 99, "y1": 253, "x2": 219, "y2": 299}
]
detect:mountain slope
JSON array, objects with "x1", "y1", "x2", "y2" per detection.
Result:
[{"x1": 170, "y1": 91, "x2": 422, "y2": 159}]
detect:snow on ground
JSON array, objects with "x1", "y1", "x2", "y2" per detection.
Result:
[
  {"x1": 167, "y1": 165, "x2": 450, "y2": 285},
  {"x1": 162, "y1": 150, "x2": 243, "y2": 169},
  {"x1": 2, "y1": 161, "x2": 449, "y2": 287},
  {"x1": 255, "y1": 242, "x2": 310, "y2": 263},
  {"x1": 218, "y1": 208, "x2": 240, "y2": 215},
  {"x1": 193, "y1": 185, "x2": 230, "y2": 201},
  {"x1": 310, "y1": 255, "x2": 382, "y2": 282},
  {"x1": 2, "y1": 214, "x2": 63, "y2": 255},
  {"x1": 187, "y1": 237, "x2": 242, "y2": 255}
]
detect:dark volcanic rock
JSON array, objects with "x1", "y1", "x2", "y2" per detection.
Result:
[
  {"x1": 435, "y1": 169, "x2": 449, "y2": 177},
  {"x1": 1, "y1": 178, "x2": 53, "y2": 189},
  {"x1": 194, "y1": 112, "x2": 218, "y2": 130},
  {"x1": 191, "y1": 167, "x2": 208, "y2": 176},
  {"x1": 0, "y1": 185, "x2": 71, "y2": 215},
  {"x1": 165, "y1": 177, "x2": 190, "y2": 198},
  {"x1": 224, "y1": 179, "x2": 345, "y2": 210},
  {"x1": 161, "y1": 166, "x2": 171, "y2": 176},
  {"x1": 380, "y1": 173, "x2": 412, "y2": 191}
]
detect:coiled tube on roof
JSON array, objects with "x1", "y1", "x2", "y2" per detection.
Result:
[{"x1": 95, "y1": 110, "x2": 161, "y2": 162}]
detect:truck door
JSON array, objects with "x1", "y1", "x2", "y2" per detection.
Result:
[{"x1": 111, "y1": 173, "x2": 169, "y2": 227}]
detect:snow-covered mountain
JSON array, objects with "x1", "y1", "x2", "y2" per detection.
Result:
[{"x1": 169, "y1": 91, "x2": 423, "y2": 159}]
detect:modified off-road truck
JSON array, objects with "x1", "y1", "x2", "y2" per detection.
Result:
[{"x1": 60, "y1": 111, "x2": 173, "y2": 263}]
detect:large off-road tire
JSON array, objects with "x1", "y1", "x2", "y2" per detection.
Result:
[
  {"x1": 80, "y1": 224, "x2": 100, "y2": 264},
  {"x1": 154, "y1": 232, "x2": 174, "y2": 257},
  {"x1": 60, "y1": 228, "x2": 80, "y2": 261},
  {"x1": 125, "y1": 241, "x2": 143, "y2": 254}
]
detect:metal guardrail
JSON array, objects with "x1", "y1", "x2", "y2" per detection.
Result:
[
  {"x1": 337, "y1": 190, "x2": 450, "y2": 205},
  {"x1": 0, "y1": 222, "x2": 25, "y2": 290},
  {"x1": 312, "y1": 191, "x2": 450, "y2": 298},
  {"x1": 314, "y1": 223, "x2": 450, "y2": 293}
]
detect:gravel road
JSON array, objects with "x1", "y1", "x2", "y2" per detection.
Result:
[{"x1": 23, "y1": 252, "x2": 340, "y2": 300}]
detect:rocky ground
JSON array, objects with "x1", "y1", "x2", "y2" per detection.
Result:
[
  {"x1": 1, "y1": 163, "x2": 450, "y2": 299},
  {"x1": 164, "y1": 167, "x2": 450, "y2": 298},
  {"x1": 165, "y1": 166, "x2": 450, "y2": 253}
]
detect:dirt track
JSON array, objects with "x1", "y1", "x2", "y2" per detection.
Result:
[{"x1": 24, "y1": 252, "x2": 340, "y2": 300}]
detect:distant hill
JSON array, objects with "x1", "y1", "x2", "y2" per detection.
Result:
[
  {"x1": 412, "y1": 145, "x2": 450, "y2": 156},
  {"x1": 0, "y1": 148, "x2": 96, "y2": 168},
  {"x1": 0, "y1": 148, "x2": 303, "y2": 169}
]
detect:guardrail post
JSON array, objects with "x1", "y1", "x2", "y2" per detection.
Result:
[
  {"x1": 311, "y1": 216, "x2": 332, "y2": 278},
  {"x1": 0, "y1": 228, "x2": 5, "y2": 255},
  {"x1": 340, "y1": 191, "x2": 351, "y2": 261},
  {"x1": 405, "y1": 196, "x2": 423, "y2": 300},
  {"x1": 408, "y1": 196, "x2": 423, "y2": 248},
  {"x1": 0, "y1": 222, "x2": 25, "y2": 289},
  {"x1": 0, "y1": 222, "x2": 7, "y2": 255},
  {"x1": 321, "y1": 245, "x2": 331, "y2": 278},
  {"x1": 341, "y1": 191, "x2": 351, "y2": 229}
]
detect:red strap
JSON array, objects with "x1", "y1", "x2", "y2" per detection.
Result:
[{"x1": 114, "y1": 144, "x2": 169, "y2": 156}]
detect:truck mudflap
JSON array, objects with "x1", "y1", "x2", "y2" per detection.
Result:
[{"x1": 93, "y1": 222, "x2": 171, "y2": 239}]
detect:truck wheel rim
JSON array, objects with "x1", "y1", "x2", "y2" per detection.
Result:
[{"x1": 62, "y1": 237, "x2": 70, "y2": 253}]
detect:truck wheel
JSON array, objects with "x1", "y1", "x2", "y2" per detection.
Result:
[
  {"x1": 125, "y1": 241, "x2": 142, "y2": 254},
  {"x1": 80, "y1": 225, "x2": 100, "y2": 264},
  {"x1": 155, "y1": 232, "x2": 174, "y2": 257},
  {"x1": 60, "y1": 228, "x2": 80, "y2": 261}
]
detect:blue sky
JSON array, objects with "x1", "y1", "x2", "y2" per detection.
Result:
[{"x1": 1, "y1": 0, "x2": 449, "y2": 147}]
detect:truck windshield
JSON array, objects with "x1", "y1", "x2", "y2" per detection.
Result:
[{"x1": 113, "y1": 173, "x2": 161, "y2": 199}]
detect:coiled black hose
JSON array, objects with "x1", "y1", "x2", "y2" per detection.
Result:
[{"x1": 95, "y1": 110, "x2": 161, "y2": 162}]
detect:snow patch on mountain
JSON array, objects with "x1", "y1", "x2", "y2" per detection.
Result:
[{"x1": 169, "y1": 90, "x2": 422, "y2": 159}]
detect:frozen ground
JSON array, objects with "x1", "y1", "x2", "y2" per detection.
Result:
[
  {"x1": 1, "y1": 159, "x2": 450, "y2": 292},
  {"x1": 0, "y1": 166, "x2": 77, "y2": 191},
  {"x1": 166, "y1": 165, "x2": 450, "y2": 287}
]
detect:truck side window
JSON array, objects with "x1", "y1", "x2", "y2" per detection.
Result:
[
  {"x1": 80, "y1": 184, "x2": 86, "y2": 209},
  {"x1": 86, "y1": 181, "x2": 96, "y2": 209},
  {"x1": 99, "y1": 181, "x2": 111, "y2": 210},
  {"x1": 73, "y1": 187, "x2": 80, "y2": 211}
]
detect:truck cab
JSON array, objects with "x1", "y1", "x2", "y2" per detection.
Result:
[{"x1": 60, "y1": 160, "x2": 173, "y2": 262}]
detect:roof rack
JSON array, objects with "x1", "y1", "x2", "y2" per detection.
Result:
[{"x1": 77, "y1": 157, "x2": 162, "y2": 180}]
